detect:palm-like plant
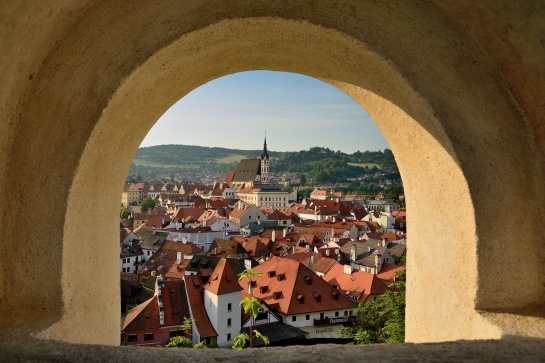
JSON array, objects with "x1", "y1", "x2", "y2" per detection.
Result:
[{"x1": 233, "y1": 269, "x2": 267, "y2": 349}]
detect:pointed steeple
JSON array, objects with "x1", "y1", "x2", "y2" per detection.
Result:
[{"x1": 261, "y1": 134, "x2": 269, "y2": 160}]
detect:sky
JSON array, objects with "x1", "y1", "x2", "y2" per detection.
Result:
[{"x1": 140, "y1": 71, "x2": 390, "y2": 154}]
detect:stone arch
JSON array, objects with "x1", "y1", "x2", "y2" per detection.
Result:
[{"x1": 1, "y1": 1, "x2": 544, "y2": 346}]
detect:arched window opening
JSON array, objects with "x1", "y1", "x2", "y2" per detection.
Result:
[{"x1": 119, "y1": 71, "x2": 407, "y2": 348}]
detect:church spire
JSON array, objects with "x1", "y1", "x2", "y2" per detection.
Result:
[
  {"x1": 260, "y1": 133, "x2": 270, "y2": 183},
  {"x1": 261, "y1": 133, "x2": 269, "y2": 160}
]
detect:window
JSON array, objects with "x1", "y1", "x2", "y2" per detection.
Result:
[
  {"x1": 344, "y1": 310, "x2": 348, "y2": 316},
  {"x1": 144, "y1": 333, "x2": 154, "y2": 341},
  {"x1": 128, "y1": 334, "x2": 137, "y2": 343},
  {"x1": 227, "y1": 303, "x2": 232, "y2": 312},
  {"x1": 227, "y1": 333, "x2": 231, "y2": 341},
  {"x1": 169, "y1": 330, "x2": 178, "y2": 338},
  {"x1": 335, "y1": 311, "x2": 339, "y2": 317},
  {"x1": 306, "y1": 314, "x2": 310, "y2": 320},
  {"x1": 292, "y1": 316, "x2": 296, "y2": 322},
  {"x1": 227, "y1": 318, "x2": 232, "y2": 327}
]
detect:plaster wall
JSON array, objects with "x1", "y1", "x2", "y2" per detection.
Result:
[{"x1": 0, "y1": 0, "x2": 543, "y2": 350}]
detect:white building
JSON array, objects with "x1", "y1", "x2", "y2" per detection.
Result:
[{"x1": 203, "y1": 259, "x2": 243, "y2": 347}]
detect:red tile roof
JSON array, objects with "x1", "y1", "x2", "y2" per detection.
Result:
[
  {"x1": 204, "y1": 258, "x2": 243, "y2": 295},
  {"x1": 238, "y1": 256, "x2": 357, "y2": 315},
  {"x1": 122, "y1": 279, "x2": 190, "y2": 331},
  {"x1": 122, "y1": 296, "x2": 159, "y2": 331},
  {"x1": 376, "y1": 262, "x2": 406, "y2": 282},
  {"x1": 323, "y1": 264, "x2": 389, "y2": 303},
  {"x1": 184, "y1": 275, "x2": 217, "y2": 338}
]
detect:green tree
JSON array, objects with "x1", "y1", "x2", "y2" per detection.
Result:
[
  {"x1": 299, "y1": 174, "x2": 307, "y2": 186},
  {"x1": 340, "y1": 270, "x2": 406, "y2": 344},
  {"x1": 120, "y1": 208, "x2": 130, "y2": 219},
  {"x1": 234, "y1": 269, "x2": 269, "y2": 349},
  {"x1": 140, "y1": 197, "x2": 155, "y2": 214}
]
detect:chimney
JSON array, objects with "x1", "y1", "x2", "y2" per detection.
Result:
[
  {"x1": 177, "y1": 251, "x2": 182, "y2": 265},
  {"x1": 331, "y1": 227, "x2": 335, "y2": 238},
  {"x1": 343, "y1": 264, "x2": 352, "y2": 275},
  {"x1": 309, "y1": 255, "x2": 314, "y2": 270},
  {"x1": 350, "y1": 245, "x2": 357, "y2": 262},
  {"x1": 244, "y1": 259, "x2": 252, "y2": 271},
  {"x1": 292, "y1": 245, "x2": 296, "y2": 254},
  {"x1": 382, "y1": 238, "x2": 387, "y2": 247},
  {"x1": 203, "y1": 217, "x2": 207, "y2": 227},
  {"x1": 283, "y1": 228, "x2": 287, "y2": 238},
  {"x1": 368, "y1": 246, "x2": 371, "y2": 252},
  {"x1": 326, "y1": 249, "x2": 330, "y2": 257},
  {"x1": 272, "y1": 231, "x2": 276, "y2": 242},
  {"x1": 375, "y1": 254, "x2": 379, "y2": 266},
  {"x1": 306, "y1": 244, "x2": 310, "y2": 252}
]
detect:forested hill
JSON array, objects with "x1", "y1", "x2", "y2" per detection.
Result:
[
  {"x1": 134, "y1": 144, "x2": 284, "y2": 165},
  {"x1": 271, "y1": 147, "x2": 396, "y2": 172},
  {"x1": 131, "y1": 145, "x2": 397, "y2": 183}
]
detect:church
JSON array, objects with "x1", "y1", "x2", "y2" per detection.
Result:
[{"x1": 227, "y1": 137, "x2": 295, "y2": 210}]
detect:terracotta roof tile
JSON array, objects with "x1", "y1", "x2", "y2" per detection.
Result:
[
  {"x1": 184, "y1": 275, "x2": 217, "y2": 338},
  {"x1": 323, "y1": 264, "x2": 389, "y2": 303},
  {"x1": 204, "y1": 258, "x2": 243, "y2": 295},
  {"x1": 238, "y1": 257, "x2": 357, "y2": 315}
]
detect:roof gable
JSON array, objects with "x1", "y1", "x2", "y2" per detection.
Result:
[{"x1": 204, "y1": 258, "x2": 243, "y2": 295}]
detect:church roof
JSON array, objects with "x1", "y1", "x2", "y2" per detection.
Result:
[{"x1": 232, "y1": 159, "x2": 261, "y2": 183}]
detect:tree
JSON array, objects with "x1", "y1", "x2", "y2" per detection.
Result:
[
  {"x1": 299, "y1": 174, "x2": 307, "y2": 186},
  {"x1": 234, "y1": 269, "x2": 269, "y2": 349},
  {"x1": 140, "y1": 197, "x2": 155, "y2": 213},
  {"x1": 120, "y1": 208, "x2": 130, "y2": 219},
  {"x1": 164, "y1": 336, "x2": 192, "y2": 348},
  {"x1": 340, "y1": 270, "x2": 406, "y2": 344}
]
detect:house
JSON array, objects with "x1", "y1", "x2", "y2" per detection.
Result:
[
  {"x1": 206, "y1": 238, "x2": 249, "y2": 259},
  {"x1": 120, "y1": 239, "x2": 144, "y2": 274},
  {"x1": 376, "y1": 263, "x2": 406, "y2": 283},
  {"x1": 228, "y1": 203, "x2": 268, "y2": 227},
  {"x1": 163, "y1": 226, "x2": 227, "y2": 253},
  {"x1": 310, "y1": 189, "x2": 328, "y2": 200},
  {"x1": 183, "y1": 275, "x2": 218, "y2": 347},
  {"x1": 203, "y1": 258, "x2": 243, "y2": 347},
  {"x1": 137, "y1": 240, "x2": 203, "y2": 282},
  {"x1": 341, "y1": 239, "x2": 406, "y2": 274},
  {"x1": 236, "y1": 185, "x2": 292, "y2": 210},
  {"x1": 323, "y1": 264, "x2": 389, "y2": 304},
  {"x1": 285, "y1": 252, "x2": 339, "y2": 277},
  {"x1": 134, "y1": 226, "x2": 170, "y2": 259},
  {"x1": 121, "y1": 182, "x2": 146, "y2": 207},
  {"x1": 232, "y1": 236, "x2": 272, "y2": 259},
  {"x1": 121, "y1": 277, "x2": 191, "y2": 346},
  {"x1": 238, "y1": 256, "x2": 358, "y2": 340}
]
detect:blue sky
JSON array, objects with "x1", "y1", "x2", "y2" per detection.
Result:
[{"x1": 140, "y1": 71, "x2": 390, "y2": 153}]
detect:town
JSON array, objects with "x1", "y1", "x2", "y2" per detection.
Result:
[{"x1": 120, "y1": 138, "x2": 407, "y2": 348}]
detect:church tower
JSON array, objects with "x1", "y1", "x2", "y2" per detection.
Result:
[{"x1": 260, "y1": 135, "x2": 269, "y2": 183}]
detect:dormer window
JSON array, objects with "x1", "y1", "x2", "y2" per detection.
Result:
[
  {"x1": 268, "y1": 271, "x2": 276, "y2": 278},
  {"x1": 273, "y1": 291, "x2": 282, "y2": 299},
  {"x1": 313, "y1": 292, "x2": 322, "y2": 302},
  {"x1": 259, "y1": 286, "x2": 269, "y2": 293},
  {"x1": 304, "y1": 276, "x2": 313, "y2": 285},
  {"x1": 296, "y1": 293, "x2": 305, "y2": 304},
  {"x1": 277, "y1": 273, "x2": 285, "y2": 281}
]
